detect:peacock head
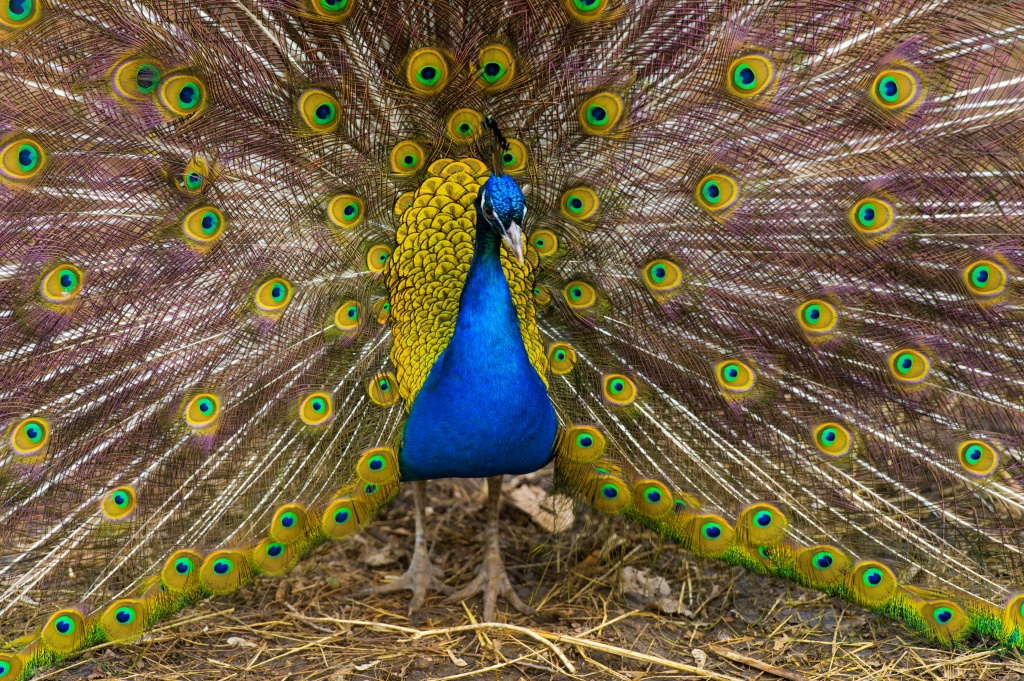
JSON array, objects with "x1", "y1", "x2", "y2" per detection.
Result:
[{"x1": 477, "y1": 174, "x2": 526, "y2": 265}]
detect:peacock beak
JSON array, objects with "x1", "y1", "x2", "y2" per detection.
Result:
[{"x1": 503, "y1": 222, "x2": 525, "y2": 265}]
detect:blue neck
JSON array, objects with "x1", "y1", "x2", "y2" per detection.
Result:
[{"x1": 398, "y1": 219, "x2": 558, "y2": 481}]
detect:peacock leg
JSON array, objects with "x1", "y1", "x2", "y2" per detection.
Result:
[
  {"x1": 445, "y1": 475, "x2": 533, "y2": 621},
  {"x1": 366, "y1": 480, "x2": 452, "y2": 614}
]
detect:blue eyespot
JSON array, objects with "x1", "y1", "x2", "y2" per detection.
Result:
[{"x1": 55, "y1": 616, "x2": 75, "y2": 635}]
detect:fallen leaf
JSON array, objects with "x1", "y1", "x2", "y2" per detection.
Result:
[
  {"x1": 354, "y1": 660, "x2": 380, "y2": 671},
  {"x1": 226, "y1": 636, "x2": 257, "y2": 648},
  {"x1": 505, "y1": 485, "x2": 574, "y2": 533},
  {"x1": 691, "y1": 649, "x2": 707, "y2": 670},
  {"x1": 446, "y1": 648, "x2": 469, "y2": 667},
  {"x1": 621, "y1": 566, "x2": 681, "y2": 614}
]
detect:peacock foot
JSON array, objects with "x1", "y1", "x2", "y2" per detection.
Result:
[
  {"x1": 362, "y1": 480, "x2": 452, "y2": 614},
  {"x1": 365, "y1": 541, "x2": 452, "y2": 614},
  {"x1": 445, "y1": 475, "x2": 533, "y2": 622},
  {"x1": 445, "y1": 538, "x2": 533, "y2": 622}
]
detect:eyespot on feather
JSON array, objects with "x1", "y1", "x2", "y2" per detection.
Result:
[
  {"x1": 322, "y1": 496, "x2": 365, "y2": 540},
  {"x1": 476, "y1": 44, "x2": 514, "y2": 89},
  {"x1": 672, "y1": 492, "x2": 701, "y2": 516},
  {"x1": 310, "y1": 0, "x2": 354, "y2": 20},
  {"x1": 585, "y1": 473, "x2": 631, "y2": 514},
  {"x1": 372, "y1": 299, "x2": 391, "y2": 324},
  {"x1": 563, "y1": 280, "x2": 596, "y2": 309},
  {"x1": 255, "y1": 278, "x2": 293, "y2": 313},
  {"x1": 251, "y1": 538, "x2": 297, "y2": 576},
  {"x1": 327, "y1": 193, "x2": 364, "y2": 229},
  {"x1": 111, "y1": 58, "x2": 162, "y2": 100},
  {"x1": 356, "y1": 446, "x2": 399, "y2": 484},
  {"x1": 726, "y1": 55, "x2": 774, "y2": 98},
  {"x1": 736, "y1": 503, "x2": 787, "y2": 546},
  {"x1": 695, "y1": 173, "x2": 738, "y2": 213},
  {"x1": 849, "y1": 197, "x2": 895, "y2": 236},
  {"x1": 368, "y1": 372, "x2": 399, "y2": 406},
  {"x1": 547, "y1": 342, "x2": 577, "y2": 374},
  {"x1": 334, "y1": 300, "x2": 361, "y2": 332},
  {"x1": 270, "y1": 503, "x2": 309, "y2": 544},
  {"x1": 564, "y1": 0, "x2": 609, "y2": 20},
  {"x1": 812, "y1": 422, "x2": 853, "y2": 458},
  {"x1": 299, "y1": 392, "x2": 333, "y2": 426},
  {"x1": 446, "y1": 108, "x2": 484, "y2": 143},
  {"x1": 366, "y1": 244, "x2": 391, "y2": 273},
  {"x1": 182, "y1": 206, "x2": 224, "y2": 244},
  {"x1": 795, "y1": 544, "x2": 851, "y2": 588},
  {"x1": 199, "y1": 549, "x2": 248, "y2": 595},
  {"x1": 715, "y1": 360, "x2": 755, "y2": 394},
  {"x1": 41, "y1": 609, "x2": 87, "y2": 653},
  {"x1": 671, "y1": 513, "x2": 734, "y2": 558},
  {"x1": 602, "y1": 374, "x2": 637, "y2": 406},
  {"x1": 530, "y1": 229, "x2": 557, "y2": 257},
  {"x1": 406, "y1": 48, "x2": 448, "y2": 94},
  {"x1": 390, "y1": 141, "x2": 426, "y2": 175},
  {"x1": 40, "y1": 263, "x2": 84, "y2": 303},
  {"x1": 0, "y1": 137, "x2": 45, "y2": 182},
  {"x1": 0, "y1": 653, "x2": 24, "y2": 679},
  {"x1": 176, "y1": 157, "x2": 210, "y2": 193},
  {"x1": 101, "y1": 485, "x2": 136, "y2": 520},
  {"x1": 888, "y1": 348, "x2": 930, "y2": 385},
  {"x1": 560, "y1": 187, "x2": 599, "y2": 220},
  {"x1": 499, "y1": 138, "x2": 528, "y2": 174},
  {"x1": 870, "y1": 67, "x2": 921, "y2": 111},
  {"x1": 919, "y1": 599, "x2": 969, "y2": 643},
  {"x1": 1002, "y1": 594, "x2": 1024, "y2": 641},
  {"x1": 846, "y1": 560, "x2": 897, "y2": 608},
  {"x1": 962, "y1": 259, "x2": 1007, "y2": 299},
  {"x1": 184, "y1": 394, "x2": 220, "y2": 429},
  {"x1": 957, "y1": 439, "x2": 999, "y2": 478},
  {"x1": 642, "y1": 259, "x2": 683, "y2": 297},
  {"x1": 9, "y1": 416, "x2": 49, "y2": 456},
  {"x1": 561, "y1": 425, "x2": 605, "y2": 464},
  {"x1": 578, "y1": 92, "x2": 623, "y2": 135},
  {"x1": 99, "y1": 599, "x2": 147, "y2": 642},
  {"x1": 0, "y1": 0, "x2": 41, "y2": 29},
  {"x1": 632, "y1": 479, "x2": 673, "y2": 518},
  {"x1": 796, "y1": 299, "x2": 838, "y2": 335},
  {"x1": 157, "y1": 74, "x2": 206, "y2": 117},
  {"x1": 161, "y1": 550, "x2": 203, "y2": 592},
  {"x1": 298, "y1": 89, "x2": 340, "y2": 133}
]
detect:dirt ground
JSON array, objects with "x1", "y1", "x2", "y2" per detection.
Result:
[{"x1": 38, "y1": 475, "x2": 1024, "y2": 681}]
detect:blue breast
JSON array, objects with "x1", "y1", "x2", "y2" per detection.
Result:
[{"x1": 398, "y1": 231, "x2": 558, "y2": 481}]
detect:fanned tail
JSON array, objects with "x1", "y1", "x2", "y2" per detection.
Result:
[{"x1": 532, "y1": 0, "x2": 1024, "y2": 649}]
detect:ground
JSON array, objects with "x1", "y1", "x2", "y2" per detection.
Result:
[{"x1": 43, "y1": 473, "x2": 1024, "y2": 681}]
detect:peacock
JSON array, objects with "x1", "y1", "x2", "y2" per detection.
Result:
[{"x1": 1, "y1": 0, "x2": 1024, "y2": 676}]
